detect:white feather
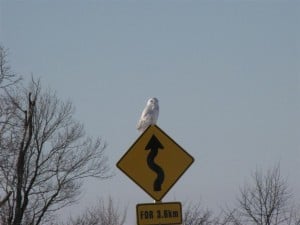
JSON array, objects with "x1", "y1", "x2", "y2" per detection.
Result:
[{"x1": 137, "y1": 98, "x2": 159, "y2": 133}]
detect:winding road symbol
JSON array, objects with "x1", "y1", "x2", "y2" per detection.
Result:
[
  {"x1": 145, "y1": 135, "x2": 164, "y2": 192},
  {"x1": 116, "y1": 125, "x2": 194, "y2": 201}
]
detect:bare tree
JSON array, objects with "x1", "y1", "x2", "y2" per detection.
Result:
[
  {"x1": 0, "y1": 45, "x2": 20, "y2": 88},
  {"x1": 183, "y1": 202, "x2": 216, "y2": 225},
  {"x1": 61, "y1": 197, "x2": 127, "y2": 225},
  {"x1": 0, "y1": 45, "x2": 20, "y2": 208},
  {"x1": 224, "y1": 165, "x2": 298, "y2": 225},
  {"x1": 0, "y1": 78, "x2": 111, "y2": 225},
  {"x1": 0, "y1": 192, "x2": 12, "y2": 208}
]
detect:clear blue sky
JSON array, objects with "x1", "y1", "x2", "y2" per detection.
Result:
[{"x1": 1, "y1": 0, "x2": 299, "y2": 224}]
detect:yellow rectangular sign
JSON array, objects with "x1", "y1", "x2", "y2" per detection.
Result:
[{"x1": 136, "y1": 202, "x2": 182, "y2": 225}]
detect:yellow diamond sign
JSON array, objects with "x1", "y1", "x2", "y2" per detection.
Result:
[{"x1": 117, "y1": 125, "x2": 194, "y2": 201}]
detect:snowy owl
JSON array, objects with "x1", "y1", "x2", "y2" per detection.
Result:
[{"x1": 137, "y1": 97, "x2": 159, "y2": 133}]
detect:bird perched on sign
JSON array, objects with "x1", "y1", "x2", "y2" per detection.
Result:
[{"x1": 137, "y1": 97, "x2": 159, "y2": 133}]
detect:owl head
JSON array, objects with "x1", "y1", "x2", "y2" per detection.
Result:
[{"x1": 147, "y1": 97, "x2": 159, "y2": 106}]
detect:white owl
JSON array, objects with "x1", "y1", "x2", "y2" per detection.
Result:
[{"x1": 137, "y1": 97, "x2": 159, "y2": 133}]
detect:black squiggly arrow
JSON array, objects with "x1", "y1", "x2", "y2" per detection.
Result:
[{"x1": 145, "y1": 135, "x2": 164, "y2": 191}]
